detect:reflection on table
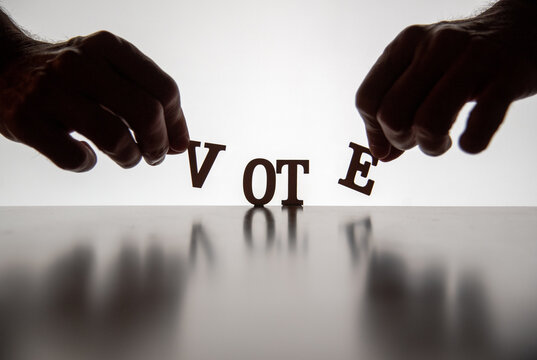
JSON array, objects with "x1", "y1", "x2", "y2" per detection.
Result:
[{"x1": 0, "y1": 206, "x2": 536, "y2": 360}]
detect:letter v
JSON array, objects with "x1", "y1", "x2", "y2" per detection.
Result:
[{"x1": 188, "y1": 141, "x2": 227, "y2": 188}]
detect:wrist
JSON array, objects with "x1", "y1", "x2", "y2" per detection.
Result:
[
  {"x1": 502, "y1": 0, "x2": 537, "y2": 68},
  {"x1": 471, "y1": 0, "x2": 537, "y2": 68},
  {"x1": 0, "y1": 11, "x2": 40, "y2": 73}
]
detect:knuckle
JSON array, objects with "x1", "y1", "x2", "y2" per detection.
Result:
[
  {"x1": 385, "y1": 25, "x2": 427, "y2": 61},
  {"x1": 92, "y1": 30, "x2": 120, "y2": 44},
  {"x1": 398, "y1": 24, "x2": 426, "y2": 41},
  {"x1": 388, "y1": 25, "x2": 426, "y2": 54},
  {"x1": 80, "y1": 30, "x2": 122, "y2": 51},
  {"x1": 58, "y1": 48, "x2": 82, "y2": 63},
  {"x1": 48, "y1": 48, "x2": 82, "y2": 73},
  {"x1": 66, "y1": 35, "x2": 84, "y2": 47},
  {"x1": 430, "y1": 25, "x2": 469, "y2": 45},
  {"x1": 414, "y1": 25, "x2": 469, "y2": 61}
]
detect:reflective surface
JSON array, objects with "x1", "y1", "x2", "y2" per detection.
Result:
[{"x1": 1, "y1": 206, "x2": 536, "y2": 360}]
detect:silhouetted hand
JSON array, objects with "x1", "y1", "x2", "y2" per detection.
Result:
[
  {"x1": 0, "y1": 14, "x2": 189, "y2": 171},
  {"x1": 356, "y1": 0, "x2": 537, "y2": 161}
]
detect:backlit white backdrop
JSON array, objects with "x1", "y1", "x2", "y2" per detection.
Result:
[{"x1": 1, "y1": 0, "x2": 536, "y2": 206}]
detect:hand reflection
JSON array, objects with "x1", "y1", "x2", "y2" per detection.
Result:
[
  {"x1": 0, "y1": 242, "x2": 185, "y2": 360},
  {"x1": 344, "y1": 218, "x2": 499, "y2": 360}
]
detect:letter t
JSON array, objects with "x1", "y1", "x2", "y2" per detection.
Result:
[{"x1": 276, "y1": 160, "x2": 310, "y2": 206}]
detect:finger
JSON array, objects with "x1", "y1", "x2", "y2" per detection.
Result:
[
  {"x1": 363, "y1": 115, "x2": 399, "y2": 161},
  {"x1": 356, "y1": 25, "x2": 426, "y2": 159},
  {"x1": 51, "y1": 89, "x2": 142, "y2": 168},
  {"x1": 47, "y1": 48, "x2": 169, "y2": 165},
  {"x1": 381, "y1": 147, "x2": 404, "y2": 162},
  {"x1": 459, "y1": 84, "x2": 512, "y2": 154},
  {"x1": 378, "y1": 25, "x2": 470, "y2": 150},
  {"x1": 413, "y1": 52, "x2": 482, "y2": 156},
  {"x1": 166, "y1": 106, "x2": 189, "y2": 155},
  {"x1": 25, "y1": 121, "x2": 97, "y2": 172},
  {"x1": 71, "y1": 31, "x2": 190, "y2": 153}
]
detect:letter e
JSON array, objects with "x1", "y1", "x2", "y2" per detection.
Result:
[{"x1": 338, "y1": 143, "x2": 378, "y2": 196}]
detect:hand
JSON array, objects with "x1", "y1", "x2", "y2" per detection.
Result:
[
  {"x1": 356, "y1": 0, "x2": 537, "y2": 161},
  {"x1": 0, "y1": 31, "x2": 189, "y2": 171}
]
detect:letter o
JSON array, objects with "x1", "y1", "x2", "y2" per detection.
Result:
[{"x1": 243, "y1": 158, "x2": 276, "y2": 206}]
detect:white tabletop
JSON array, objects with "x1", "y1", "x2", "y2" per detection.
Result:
[{"x1": 1, "y1": 206, "x2": 536, "y2": 360}]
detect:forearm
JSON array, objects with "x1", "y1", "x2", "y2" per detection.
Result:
[
  {"x1": 477, "y1": 0, "x2": 537, "y2": 32},
  {"x1": 0, "y1": 9, "x2": 38, "y2": 72},
  {"x1": 476, "y1": 0, "x2": 537, "y2": 66}
]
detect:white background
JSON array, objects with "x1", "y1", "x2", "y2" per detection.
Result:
[{"x1": 1, "y1": 0, "x2": 536, "y2": 206}]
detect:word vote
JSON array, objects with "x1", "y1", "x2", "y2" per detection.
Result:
[{"x1": 187, "y1": 141, "x2": 378, "y2": 206}]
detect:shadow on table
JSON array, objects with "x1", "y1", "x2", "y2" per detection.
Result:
[{"x1": 344, "y1": 217, "x2": 537, "y2": 360}]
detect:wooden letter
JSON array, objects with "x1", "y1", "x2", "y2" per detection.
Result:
[
  {"x1": 276, "y1": 160, "x2": 309, "y2": 206},
  {"x1": 243, "y1": 158, "x2": 276, "y2": 207},
  {"x1": 338, "y1": 142, "x2": 378, "y2": 196},
  {"x1": 188, "y1": 141, "x2": 227, "y2": 188}
]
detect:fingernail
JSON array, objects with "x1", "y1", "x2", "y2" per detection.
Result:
[
  {"x1": 171, "y1": 135, "x2": 190, "y2": 154},
  {"x1": 370, "y1": 145, "x2": 388, "y2": 160},
  {"x1": 74, "y1": 142, "x2": 97, "y2": 172},
  {"x1": 170, "y1": 117, "x2": 190, "y2": 153},
  {"x1": 145, "y1": 151, "x2": 167, "y2": 166},
  {"x1": 120, "y1": 155, "x2": 142, "y2": 169}
]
